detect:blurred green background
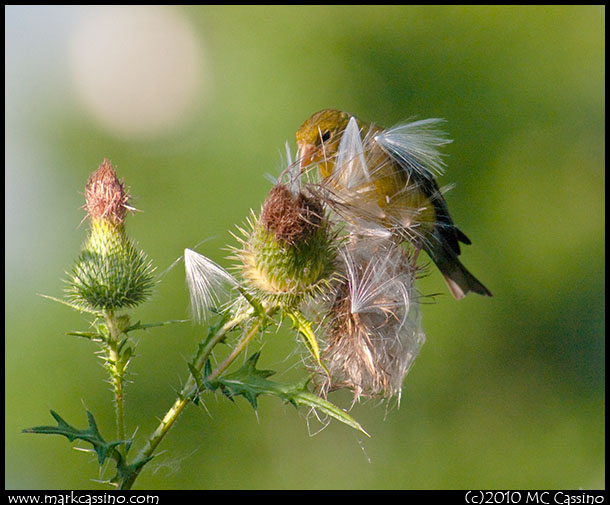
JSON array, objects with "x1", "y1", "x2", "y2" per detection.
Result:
[{"x1": 5, "y1": 5, "x2": 604, "y2": 490}]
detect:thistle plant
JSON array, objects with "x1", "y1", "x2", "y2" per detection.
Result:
[{"x1": 25, "y1": 111, "x2": 476, "y2": 489}]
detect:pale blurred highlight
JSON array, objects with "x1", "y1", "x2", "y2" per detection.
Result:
[{"x1": 68, "y1": 5, "x2": 208, "y2": 138}]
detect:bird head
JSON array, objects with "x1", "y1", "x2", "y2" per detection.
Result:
[{"x1": 296, "y1": 109, "x2": 352, "y2": 178}]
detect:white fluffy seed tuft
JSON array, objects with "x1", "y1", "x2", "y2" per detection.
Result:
[{"x1": 184, "y1": 248, "x2": 237, "y2": 324}]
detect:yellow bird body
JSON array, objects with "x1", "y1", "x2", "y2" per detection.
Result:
[{"x1": 296, "y1": 109, "x2": 491, "y2": 299}]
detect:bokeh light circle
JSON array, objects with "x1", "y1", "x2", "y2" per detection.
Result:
[{"x1": 68, "y1": 5, "x2": 208, "y2": 138}]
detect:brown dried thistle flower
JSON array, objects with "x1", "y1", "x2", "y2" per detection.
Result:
[
  {"x1": 260, "y1": 184, "x2": 324, "y2": 246},
  {"x1": 85, "y1": 159, "x2": 130, "y2": 225}
]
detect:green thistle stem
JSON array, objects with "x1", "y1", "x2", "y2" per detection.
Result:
[
  {"x1": 196, "y1": 308, "x2": 252, "y2": 370},
  {"x1": 206, "y1": 307, "x2": 275, "y2": 382},
  {"x1": 120, "y1": 306, "x2": 274, "y2": 490},
  {"x1": 103, "y1": 310, "x2": 127, "y2": 447}
]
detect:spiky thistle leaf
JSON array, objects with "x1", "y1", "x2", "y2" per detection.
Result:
[
  {"x1": 23, "y1": 409, "x2": 127, "y2": 466},
  {"x1": 207, "y1": 352, "x2": 368, "y2": 436}
]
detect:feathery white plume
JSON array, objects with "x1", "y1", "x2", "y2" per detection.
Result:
[
  {"x1": 322, "y1": 238, "x2": 425, "y2": 400},
  {"x1": 333, "y1": 117, "x2": 369, "y2": 188},
  {"x1": 184, "y1": 248, "x2": 237, "y2": 324},
  {"x1": 342, "y1": 242, "x2": 410, "y2": 331},
  {"x1": 375, "y1": 118, "x2": 452, "y2": 178}
]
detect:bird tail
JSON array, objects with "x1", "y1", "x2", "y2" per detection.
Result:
[{"x1": 435, "y1": 253, "x2": 492, "y2": 300}]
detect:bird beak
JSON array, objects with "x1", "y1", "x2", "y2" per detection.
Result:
[{"x1": 298, "y1": 143, "x2": 315, "y2": 172}]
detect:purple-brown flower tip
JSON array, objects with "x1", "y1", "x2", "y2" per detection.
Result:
[
  {"x1": 85, "y1": 159, "x2": 130, "y2": 224},
  {"x1": 260, "y1": 184, "x2": 323, "y2": 247}
]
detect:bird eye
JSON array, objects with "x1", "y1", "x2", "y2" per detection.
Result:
[{"x1": 321, "y1": 130, "x2": 331, "y2": 142}]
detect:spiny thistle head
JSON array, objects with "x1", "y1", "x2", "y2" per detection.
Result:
[
  {"x1": 235, "y1": 183, "x2": 337, "y2": 305},
  {"x1": 319, "y1": 238, "x2": 425, "y2": 401},
  {"x1": 65, "y1": 159, "x2": 155, "y2": 311}
]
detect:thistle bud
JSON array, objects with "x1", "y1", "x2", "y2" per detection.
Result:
[
  {"x1": 236, "y1": 184, "x2": 336, "y2": 304},
  {"x1": 66, "y1": 159, "x2": 154, "y2": 311}
]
